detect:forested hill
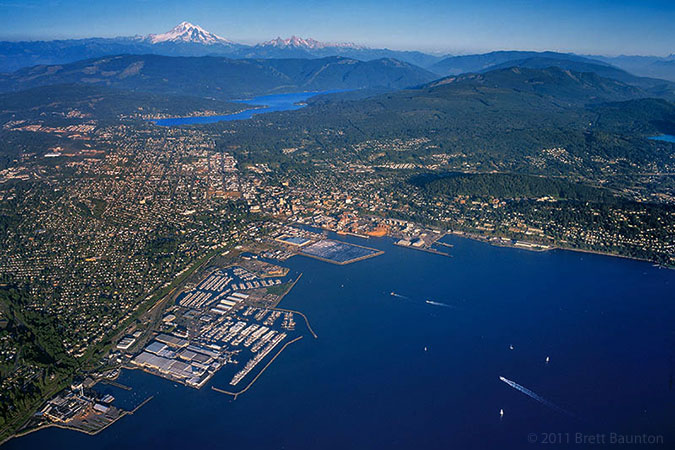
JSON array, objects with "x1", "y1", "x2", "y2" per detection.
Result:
[
  {"x1": 220, "y1": 66, "x2": 674, "y2": 142},
  {"x1": 481, "y1": 57, "x2": 675, "y2": 99},
  {"x1": 409, "y1": 172, "x2": 619, "y2": 202},
  {"x1": 429, "y1": 51, "x2": 605, "y2": 76},
  {"x1": 422, "y1": 67, "x2": 646, "y2": 105},
  {"x1": 0, "y1": 84, "x2": 247, "y2": 121},
  {"x1": 0, "y1": 54, "x2": 437, "y2": 100},
  {"x1": 205, "y1": 66, "x2": 674, "y2": 175}
]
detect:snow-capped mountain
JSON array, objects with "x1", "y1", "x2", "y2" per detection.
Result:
[
  {"x1": 248, "y1": 36, "x2": 439, "y2": 67},
  {"x1": 258, "y1": 36, "x2": 362, "y2": 50},
  {"x1": 145, "y1": 21, "x2": 232, "y2": 45},
  {"x1": 0, "y1": 22, "x2": 443, "y2": 73}
]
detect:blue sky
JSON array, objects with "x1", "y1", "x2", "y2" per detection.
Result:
[{"x1": 1, "y1": 0, "x2": 673, "y2": 55}]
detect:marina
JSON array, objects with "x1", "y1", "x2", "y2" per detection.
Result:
[
  {"x1": 127, "y1": 262, "x2": 312, "y2": 391},
  {"x1": 12, "y1": 255, "x2": 315, "y2": 442}
]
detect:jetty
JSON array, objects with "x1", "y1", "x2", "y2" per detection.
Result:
[{"x1": 212, "y1": 336, "x2": 304, "y2": 400}]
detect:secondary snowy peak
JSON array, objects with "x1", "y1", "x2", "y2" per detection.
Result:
[
  {"x1": 146, "y1": 22, "x2": 231, "y2": 45},
  {"x1": 258, "y1": 36, "x2": 362, "y2": 50}
]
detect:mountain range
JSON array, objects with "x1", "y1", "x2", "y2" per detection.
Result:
[
  {"x1": 2, "y1": 22, "x2": 673, "y2": 83},
  {"x1": 2, "y1": 49, "x2": 675, "y2": 106},
  {"x1": 0, "y1": 54, "x2": 437, "y2": 99},
  {"x1": 474, "y1": 56, "x2": 675, "y2": 100},
  {"x1": 428, "y1": 51, "x2": 608, "y2": 76},
  {"x1": 303, "y1": 66, "x2": 671, "y2": 133},
  {"x1": 0, "y1": 22, "x2": 439, "y2": 73},
  {"x1": 214, "y1": 65, "x2": 675, "y2": 177}
]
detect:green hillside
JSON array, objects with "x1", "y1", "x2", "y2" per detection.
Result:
[{"x1": 0, "y1": 54, "x2": 437, "y2": 99}]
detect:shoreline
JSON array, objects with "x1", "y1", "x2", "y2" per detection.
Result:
[
  {"x1": 393, "y1": 242, "x2": 451, "y2": 257},
  {"x1": 145, "y1": 105, "x2": 263, "y2": 121},
  {"x1": 2, "y1": 395, "x2": 153, "y2": 447},
  {"x1": 449, "y1": 231, "x2": 672, "y2": 269},
  {"x1": 552, "y1": 245, "x2": 670, "y2": 267}
]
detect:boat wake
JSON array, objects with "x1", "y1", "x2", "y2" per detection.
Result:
[
  {"x1": 425, "y1": 300, "x2": 453, "y2": 308},
  {"x1": 390, "y1": 293, "x2": 455, "y2": 309},
  {"x1": 499, "y1": 376, "x2": 575, "y2": 418}
]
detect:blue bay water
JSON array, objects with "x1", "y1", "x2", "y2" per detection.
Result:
[
  {"x1": 152, "y1": 91, "x2": 345, "y2": 126},
  {"x1": 6, "y1": 234, "x2": 674, "y2": 449}
]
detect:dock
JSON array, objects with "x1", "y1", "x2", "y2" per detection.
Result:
[
  {"x1": 271, "y1": 306, "x2": 318, "y2": 339},
  {"x1": 100, "y1": 379, "x2": 132, "y2": 391},
  {"x1": 212, "y1": 335, "x2": 304, "y2": 400},
  {"x1": 394, "y1": 242, "x2": 451, "y2": 257}
]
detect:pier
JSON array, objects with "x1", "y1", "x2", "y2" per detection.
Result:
[
  {"x1": 271, "y1": 306, "x2": 318, "y2": 339},
  {"x1": 212, "y1": 335, "x2": 304, "y2": 399},
  {"x1": 129, "y1": 396, "x2": 153, "y2": 414},
  {"x1": 100, "y1": 379, "x2": 132, "y2": 391},
  {"x1": 394, "y1": 242, "x2": 451, "y2": 257}
]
